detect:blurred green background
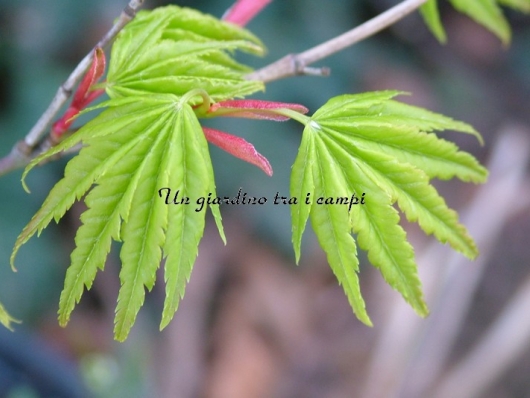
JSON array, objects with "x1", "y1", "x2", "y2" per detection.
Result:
[{"x1": 0, "y1": 1, "x2": 529, "y2": 397}]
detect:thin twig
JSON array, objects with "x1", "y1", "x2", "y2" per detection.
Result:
[
  {"x1": 246, "y1": 0, "x2": 428, "y2": 83},
  {"x1": 0, "y1": 0, "x2": 145, "y2": 176}
]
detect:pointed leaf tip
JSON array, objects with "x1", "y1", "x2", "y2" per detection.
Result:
[{"x1": 420, "y1": 0, "x2": 447, "y2": 43}]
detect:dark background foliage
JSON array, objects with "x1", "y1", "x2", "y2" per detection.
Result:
[{"x1": 0, "y1": 0, "x2": 529, "y2": 397}]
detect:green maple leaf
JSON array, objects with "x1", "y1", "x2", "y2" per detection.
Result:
[
  {"x1": 421, "y1": 0, "x2": 529, "y2": 44},
  {"x1": 290, "y1": 91, "x2": 487, "y2": 324},
  {"x1": 10, "y1": 1, "x2": 494, "y2": 339},
  {"x1": 106, "y1": 5, "x2": 265, "y2": 101},
  {"x1": 12, "y1": 94, "x2": 225, "y2": 341}
]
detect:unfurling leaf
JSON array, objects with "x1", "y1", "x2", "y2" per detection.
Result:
[
  {"x1": 291, "y1": 91, "x2": 487, "y2": 324},
  {"x1": 106, "y1": 5, "x2": 265, "y2": 101},
  {"x1": 11, "y1": 0, "x2": 492, "y2": 340},
  {"x1": 203, "y1": 127, "x2": 273, "y2": 176}
]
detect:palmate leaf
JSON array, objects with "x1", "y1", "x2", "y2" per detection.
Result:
[
  {"x1": 291, "y1": 91, "x2": 487, "y2": 324},
  {"x1": 106, "y1": 5, "x2": 264, "y2": 102},
  {"x1": 421, "y1": 0, "x2": 529, "y2": 44},
  {"x1": 10, "y1": 5, "x2": 266, "y2": 341},
  {"x1": 12, "y1": 94, "x2": 225, "y2": 341}
]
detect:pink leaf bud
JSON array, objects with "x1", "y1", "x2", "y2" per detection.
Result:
[{"x1": 203, "y1": 127, "x2": 273, "y2": 176}]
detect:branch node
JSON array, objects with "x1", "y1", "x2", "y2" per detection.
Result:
[
  {"x1": 123, "y1": 4, "x2": 137, "y2": 19},
  {"x1": 16, "y1": 140, "x2": 32, "y2": 157},
  {"x1": 291, "y1": 55, "x2": 331, "y2": 77}
]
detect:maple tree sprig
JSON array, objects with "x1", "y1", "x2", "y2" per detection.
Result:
[
  {"x1": 8, "y1": 3, "x2": 491, "y2": 340},
  {"x1": 202, "y1": 127, "x2": 273, "y2": 176}
]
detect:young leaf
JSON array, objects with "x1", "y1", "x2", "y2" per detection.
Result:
[
  {"x1": 52, "y1": 47, "x2": 106, "y2": 139},
  {"x1": 291, "y1": 92, "x2": 487, "y2": 323},
  {"x1": 108, "y1": 6, "x2": 262, "y2": 74},
  {"x1": 58, "y1": 125, "x2": 163, "y2": 329},
  {"x1": 14, "y1": 94, "x2": 224, "y2": 341},
  {"x1": 106, "y1": 5, "x2": 265, "y2": 101},
  {"x1": 202, "y1": 127, "x2": 273, "y2": 176}
]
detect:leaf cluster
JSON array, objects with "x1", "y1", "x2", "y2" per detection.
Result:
[{"x1": 9, "y1": 5, "x2": 490, "y2": 339}]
